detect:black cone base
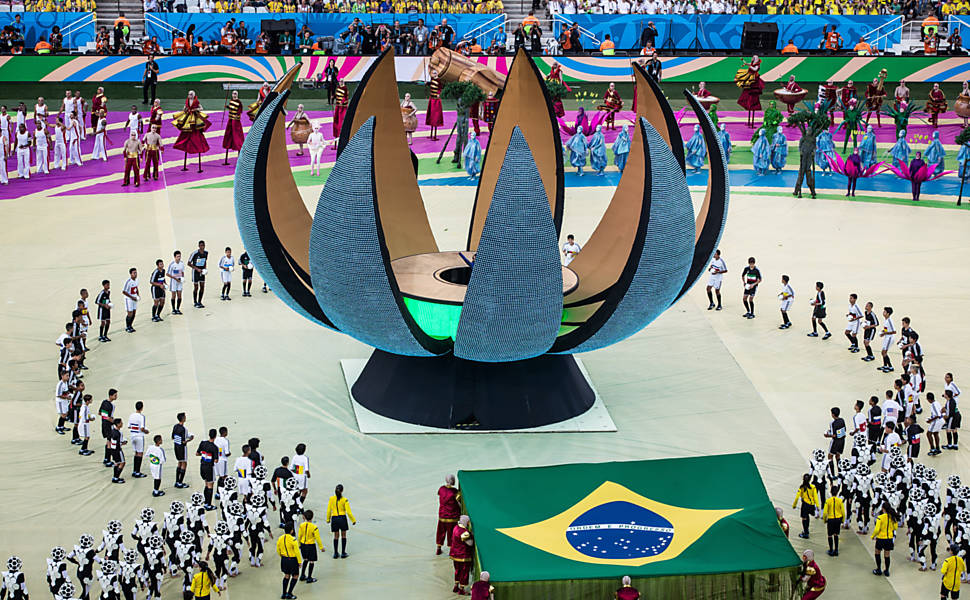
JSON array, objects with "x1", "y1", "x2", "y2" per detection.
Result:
[{"x1": 351, "y1": 349, "x2": 596, "y2": 430}]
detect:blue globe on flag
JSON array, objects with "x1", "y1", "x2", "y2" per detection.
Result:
[{"x1": 566, "y1": 501, "x2": 675, "y2": 559}]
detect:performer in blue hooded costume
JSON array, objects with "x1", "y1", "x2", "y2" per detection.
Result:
[
  {"x1": 924, "y1": 130, "x2": 946, "y2": 175},
  {"x1": 858, "y1": 124, "x2": 877, "y2": 170},
  {"x1": 566, "y1": 126, "x2": 588, "y2": 176},
  {"x1": 958, "y1": 142, "x2": 970, "y2": 180},
  {"x1": 770, "y1": 125, "x2": 788, "y2": 173},
  {"x1": 889, "y1": 129, "x2": 910, "y2": 168},
  {"x1": 462, "y1": 131, "x2": 482, "y2": 179},
  {"x1": 588, "y1": 125, "x2": 608, "y2": 175},
  {"x1": 752, "y1": 128, "x2": 771, "y2": 175},
  {"x1": 717, "y1": 123, "x2": 732, "y2": 163},
  {"x1": 815, "y1": 129, "x2": 836, "y2": 175},
  {"x1": 612, "y1": 124, "x2": 631, "y2": 172},
  {"x1": 684, "y1": 124, "x2": 706, "y2": 173}
]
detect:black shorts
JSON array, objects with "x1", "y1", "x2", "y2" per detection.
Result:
[
  {"x1": 813, "y1": 306, "x2": 827, "y2": 319},
  {"x1": 826, "y1": 518, "x2": 843, "y2": 536},
  {"x1": 743, "y1": 286, "x2": 758, "y2": 296},
  {"x1": 101, "y1": 420, "x2": 113, "y2": 439},
  {"x1": 864, "y1": 328, "x2": 876, "y2": 341},
  {"x1": 200, "y1": 463, "x2": 214, "y2": 482},
  {"x1": 300, "y1": 543, "x2": 317, "y2": 562},
  {"x1": 152, "y1": 287, "x2": 164, "y2": 300},
  {"x1": 948, "y1": 413, "x2": 963, "y2": 429},
  {"x1": 874, "y1": 538, "x2": 894, "y2": 551},
  {"x1": 800, "y1": 502, "x2": 815, "y2": 519},
  {"x1": 98, "y1": 308, "x2": 110, "y2": 321},
  {"x1": 908, "y1": 443, "x2": 921, "y2": 458},
  {"x1": 330, "y1": 515, "x2": 349, "y2": 532},
  {"x1": 193, "y1": 271, "x2": 205, "y2": 283},
  {"x1": 867, "y1": 426, "x2": 882, "y2": 444},
  {"x1": 829, "y1": 438, "x2": 845, "y2": 455},
  {"x1": 174, "y1": 444, "x2": 186, "y2": 461},
  {"x1": 112, "y1": 448, "x2": 125, "y2": 463},
  {"x1": 280, "y1": 556, "x2": 299, "y2": 576},
  {"x1": 242, "y1": 268, "x2": 253, "y2": 280},
  {"x1": 942, "y1": 583, "x2": 960, "y2": 598}
]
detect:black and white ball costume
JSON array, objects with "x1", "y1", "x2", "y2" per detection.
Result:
[{"x1": 0, "y1": 557, "x2": 28, "y2": 600}]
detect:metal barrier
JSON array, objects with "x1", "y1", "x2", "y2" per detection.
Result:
[
  {"x1": 551, "y1": 13, "x2": 600, "y2": 49},
  {"x1": 60, "y1": 11, "x2": 96, "y2": 51}
]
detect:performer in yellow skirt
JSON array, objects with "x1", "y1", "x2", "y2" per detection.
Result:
[
  {"x1": 247, "y1": 82, "x2": 271, "y2": 121},
  {"x1": 172, "y1": 90, "x2": 211, "y2": 173}
]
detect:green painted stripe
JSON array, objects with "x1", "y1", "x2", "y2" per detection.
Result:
[
  {"x1": 0, "y1": 56, "x2": 74, "y2": 80},
  {"x1": 742, "y1": 189, "x2": 970, "y2": 209}
]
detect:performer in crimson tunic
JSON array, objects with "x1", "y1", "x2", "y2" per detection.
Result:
[
  {"x1": 470, "y1": 571, "x2": 494, "y2": 600},
  {"x1": 838, "y1": 80, "x2": 858, "y2": 124},
  {"x1": 545, "y1": 61, "x2": 571, "y2": 91},
  {"x1": 615, "y1": 575, "x2": 640, "y2": 599},
  {"x1": 780, "y1": 75, "x2": 804, "y2": 115},
  {"x1": 332, "y1": 80, "x2": 349, "y2": 144},
  {"x1": 822, "y1": 81, "x2": 838, "y2": 124},
  {"x1": 798, "y1": 549, "x2": 826, "y2": 599},
  {"x1": 247, "y1": 82, "x2": 271, "y2": 122},
  {"x1": 735, "y1": 55, "x2": 764, "y2": 127},
  {"x1": 172, "y1": 90, "x2": 211, "y2": 173},
  {"x1": 864, "y1": 69, "x2": 888, "y2": 127},
  {"x1": 426, "y1": 69, "x2": 445, "y2": 141},
  {"x1": 222, "y1": 90, "x2": 245, "y2": 165},
  {"x1": 482, "y1": 91, "x2": 499, "y2": 133},
  {"x1": 599, "y1": 82, "x2": 623, "y2": 130},
  {"x1": 449, "y1": 515, "x2": 474, "y2": 595},
  {"x1": 91, "y1": 87, "x2": 107, "y2": 134},
  {"x1": 148, "y1": 98, "x2": 164, "y2": 130},
  {"x1": 436, "y1": 475, "x2": 460, "y2": 555},
  {"x1": 927, "y1": 82, "x2": 948, "y2": 127}
]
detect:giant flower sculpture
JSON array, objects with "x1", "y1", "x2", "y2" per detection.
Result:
[{"x1": 234, "y1": 49, "x2": 729, "y2": 430}]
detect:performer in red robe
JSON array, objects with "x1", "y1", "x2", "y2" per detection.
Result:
[
  {"x1": 91, "y1": 87, "x2": 107, "y2": 135},
  {"x1": 735, "y1": 55, "x2": 764, "y2": 127},
  {"x1": 799, "y1": 549, "x2": 826, "y2": 599},
  {"x1": 545, "y1": 61, "x2": 571, "y2": 91},
  {"x1": 247, "y1": 82, "x2": 271, "y2": 122},
  {"x1": 599, "y1": 82, "x2": 623, "y2": 130},
  {"x1": 822, "y1": 80, "x2": 838, "y2": 124},
  {"x1": 616, "y1": 575, "x2": 640, "y2": 599},
  {"x1": 482, "y1": 91, "x2": 499, "y2": 133},
  {"x1": 435, "y1": 476, "x2": 460, "y2": 555},
  {"x1": 426, "y1": 69, "x2": 444, "y2": 141},
  {"x1": 449, "y1": 515, "x2": 474, "y2": 595},
  {"x1": 148, "y1": 98, "x2": 164, "y2": 131},
  {"x1": 332, "y1": 80, "x2": 349, "y2": 144},
  {"x1": 172, "y1": 90, "x2": 211, "y2": 173},
  {"x1": 839, "y1": 80, "x2": 858, "y2": 123},
  {"x1": 222, "y1": 90, "x2": 245, "y2": 165},
  {"x1": 470, "y1": 572, "x2": 494, "y2": 600},
  {"x1": 927, "y1": 82, "x2": 948, "y2": 127},
  {"x1": 142, "y1": 124, "x2": 163, "y2": 181},
  {"x1": 865, "y1": 78, "x2": 886, "y2": 127},
  {"x1": 781, "y1": 75, "x2": 804, "y2": 115}
]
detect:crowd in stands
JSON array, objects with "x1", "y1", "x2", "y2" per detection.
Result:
[
  {"x1": 548, "y1": 0, "x2": 969, "y2": 14},
  {"x1": 162, "y1": 0, "x2": 503, "y2": 12}
]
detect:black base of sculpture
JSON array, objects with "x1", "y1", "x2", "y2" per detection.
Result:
[{"x1": 351, "y1": 349, "x2": 596, "y2": 430}]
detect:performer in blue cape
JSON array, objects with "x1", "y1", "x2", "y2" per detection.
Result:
[
  {"x1": 612, "y1": 125, "x2": 630, "y2": 172},
  {"x1": 462, "y1": 132, "x2": 482, "y2": 179},
  {"x1": 924, "y1": 130, "x2": 946, "y2": 175},
  {"x1": 716, "y1": 123, "x2": 732, "y2": 163},
  {"x1": 770, "y1": 125, "x2": 788, "y2": 173},
  {"x1": 566, "y1": 127, "x2": 588, "y2": 176},
  {"x1": 858, "y1": 124, "x2": 877, "y2": 170},
  {"x1": 684, "y1": 124, "x2": 706, "y2": 173},
  {"x1": 588, "y1": 125, "x2": 608, "y2": 175},
  {"x1": 815, "y1": 129, "x2": 836, "y2": 174},
  {"x1": 752, "y1": 128, "x2": 770, "y2": 175},
  {"x1": 889, "y1": 129, "x2": 911, "y2": 167}
]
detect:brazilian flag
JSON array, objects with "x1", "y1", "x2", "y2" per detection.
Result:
[{"x1": 458, "y1": 453, "x2": 800, "y2": 600}]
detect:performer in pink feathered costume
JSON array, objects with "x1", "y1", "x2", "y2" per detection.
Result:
[
  {"x1": 826, "y1": 147, "x2": 884, "y2": 197},
  {"x1": 883, "y1": 150, "x2": 953, "y2": 201}
]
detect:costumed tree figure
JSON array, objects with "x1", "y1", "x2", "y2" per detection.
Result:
[
  {"x1": 790, "y1": 101, "x2": 831, "y2": 198},
  {"x1": 858, "y1": 125, "x2": 877, "y2": 170},
  {"x1": 544, "y1": 80, "x2": 569, "y2": 118},
  {"x1": 462, "y1": 132, "x2": 482, "y2": 179},
  {"x1": 426, "y1": 68, "x2": 444, "y2": 141},
  {"x1": 770, "y1": 125, "x2": 788, "y2": 173},
  {"x1": 884, "y1": 101, "x2": 922, "y2": 138},
  {"x1": 752, "y1": 128, "x2": 770, "y2": 175},
  {"x1": 717, "y1": 123, "x2": 732, "y2": 163},
  {"x1": 171, "y1": 90, "x2": 211, "y2": 173},
  {"x1": 752, "y1": 100, "x2": 783, "y2": 141},
  {"x1": 707, "y1": 103, "x2": 719, "y2": 127},
  {"x1": 588, "y1": 125, "x2": 607, "y2": 175},
  {"x1": 889, "y1": 129, "x2": 911, "y2": 167},
  {"x1": 442, "y1": 81, "x2": 486, "y2": 170},
  {"x1": 927, "y1": 82, "x2": 948, "y2": 128},
  {"x1": 685, "y1": 124, "x2": 705, "y2": 173},
  {"x1": 566, "y1": 126, "x2": 588, "y2": 175},
  {"x1": 836, "y1": 98, "x2": 863, "y2": 152},
  {"x1": 246, "y1": 82, "x2": 270, "y2": 122},
  {"x1": 735, "y1": 55, "x2": 764, "y2": 127},
  {"x1": 599, "y1": 82, "x2": 623, "y2": 130},
  {"x1": 222, "y1": 90, "x2": 244, "y2": 166},
  {"x1": 864, "y1": 69, "x2": 888, "y2": 127},
  {"x1": 884, "y1": 150, "x2": 953, "y2": 201},
  {"x1": 925, "y1": 130, "x2": 946, "y2": 175},
  {"x1": 613, "y1": 124, "x2": 630, "y2": 172}
]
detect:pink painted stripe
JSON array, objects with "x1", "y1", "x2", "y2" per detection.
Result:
[
  {"x1": 160, "y1": 65, "x2": 261, "y2": 81},
  {"x1": 41, "y1": 56, "x2": 105, "y2": 82}
]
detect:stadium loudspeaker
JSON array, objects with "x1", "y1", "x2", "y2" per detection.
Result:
[{"x1": 740, "y1": 21, "x2": 778, "y2": 52}]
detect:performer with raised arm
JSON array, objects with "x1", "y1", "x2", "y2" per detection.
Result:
[{"x1": 172, "y1": 90, "x2": 211, "y2": 173}]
